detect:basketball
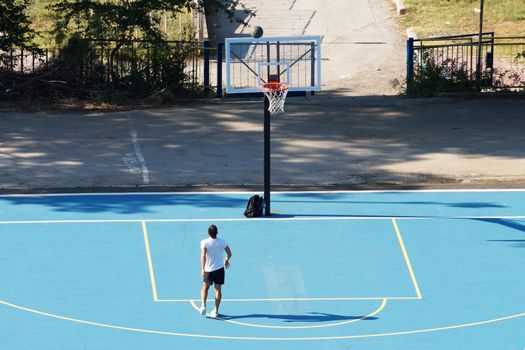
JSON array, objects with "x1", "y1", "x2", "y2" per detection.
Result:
[{"x1": 251, "y1": 26, "x2": 264, "y2": 38}]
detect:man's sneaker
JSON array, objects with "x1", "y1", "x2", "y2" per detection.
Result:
[
  {"x1": 210, "y1": 310, "x2": 219, "y2": 318},
  {"x1": 199, "y1": 306, "x2": 206, "y2": 315}
]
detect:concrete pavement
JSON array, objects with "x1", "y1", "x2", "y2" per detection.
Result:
[
  {"x1": 206, "y1": 0, "x2": 405, "y2": 96},
  {"x1": 1, "y1": 96, "x2": 525, "y2": 192}
]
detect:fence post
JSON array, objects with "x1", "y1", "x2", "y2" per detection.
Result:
[
  {"x1": 310, "y1": 42, "x2": 315, "y2": 96},
  {"x1": 20, "y1": 49, "x2": 24, "y2": 73},
  {"x1": 406, "y1": 38, "x2": 415, "y2": 86},
  {"x1": 488, "y1": 32, "x2": 495, "y2": 87},
  {"x1": 203, "y1": 40, "x2": 210, "y2": 88},
  {"x1": 217, "y1": 42, "x2": 223, "y2": 98}
]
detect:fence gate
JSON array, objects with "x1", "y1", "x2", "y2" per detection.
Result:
[{"x1": 407, "y1": 32, "x2": 495, "y2": 89}]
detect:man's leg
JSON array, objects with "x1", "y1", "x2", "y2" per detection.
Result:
[
  {"x1": 214, "y1": 284, "x2": 222, "y2": 314},
  {"x1": 200, "y1": 282, "x2": 210, "y2": 314}
]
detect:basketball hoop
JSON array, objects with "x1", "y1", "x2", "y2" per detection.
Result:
[{"x1": 261, "y1": 82, "x2": 289, "y2": 114}]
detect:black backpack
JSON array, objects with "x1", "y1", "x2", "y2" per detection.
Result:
[{"x1": 244, "y1": 195, "x2": 264, "y2": 217}]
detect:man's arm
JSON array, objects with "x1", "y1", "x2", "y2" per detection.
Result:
[
  {"x1": 201, "y1": 248, "x2": 207, "y2": 277},
  {"x1": 224, "y1": 245, "x2": 232, "y2": 268}
]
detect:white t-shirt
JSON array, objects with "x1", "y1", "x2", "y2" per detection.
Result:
[{"x1": 200, "y1": 237, "x2": 228, "y2": 272}]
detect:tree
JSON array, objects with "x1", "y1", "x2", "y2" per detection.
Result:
[
  {"x1": 52, "y1": 0, "x2": 246, "y2": 83},
  {"x1": 0, "y1": 0, "x2": 37, "y2": 64},
  {"x1": 52, "y1": 0, "x2": 246, "y2": 43}
]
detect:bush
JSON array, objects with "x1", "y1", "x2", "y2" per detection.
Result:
[{"x1": 407, "y1": 51, "x2": 476, "y2": 97}]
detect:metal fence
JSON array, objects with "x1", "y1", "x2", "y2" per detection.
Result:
[
  {"x1": 1, "y1": 39, "x2": 214, "y2": 92},
  {"x1": 489, "y1": 37, "x2": 525, "y2": 89},
  {"x1": 87, "y1": 39, "x2": 212, "y2": 90},
  {"x1": 0, "y1": 47, "x2": 54, "y2": 73},
  {"x1": 407, "y1": 33, "x2": 525, "y2": 91}
]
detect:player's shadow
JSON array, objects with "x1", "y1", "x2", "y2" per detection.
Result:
[{"x1": 218, "y1": 312, "x2": 378, "y2": 323}]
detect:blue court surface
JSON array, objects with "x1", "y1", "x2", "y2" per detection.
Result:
[{"x1": 0, "y1": 190, "x2": 524, "y2": 350}]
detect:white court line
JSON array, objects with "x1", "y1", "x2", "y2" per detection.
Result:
[
  {"x1": 158, "y1": 296, "x2": 420, "y2": 302},
  {"x1": 1, "y1": 189, "x2": 525, "y2": 197},
  {"x1": 1, "y1": 216, "x2": 525, "y2": 225},
  {"x1": 188, "y1": 299, "x2": 388, "y2": 329},
  {"x1": 1, "y1": 298, "x2": 524, "y2": 340}
]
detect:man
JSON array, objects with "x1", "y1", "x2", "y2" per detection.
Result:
[{"x1": 200, "y1": 224, "x2": 232, "y2": 318}]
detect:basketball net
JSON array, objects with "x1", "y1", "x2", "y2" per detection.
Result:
[{"x1": 262, "y1": 82, "x2": 289, "y2": 114}]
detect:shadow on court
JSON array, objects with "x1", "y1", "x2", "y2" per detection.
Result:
[
  {"x1": 218, "y1": 312, "x2": 378, "y2": 323},
  {"x1": 487, "y1": 240, "x2": 525, "y2": 248},
  {"x1": 479, "y1": 218, "x2": 525, "y2": 248},
  {"x1": 273, "y1": 199, "x2": 506, "y2": 208},
  {"x1": 0, "y1": 195, "x2": 508, "y2": 217},
  {"x1": 0, "y1": 194, "x2": 246, "y2": 214},
  {"x1": 477, "y1": 218, "x2": 525, "y2": 233}
]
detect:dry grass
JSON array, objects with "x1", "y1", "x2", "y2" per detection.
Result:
[{"x1": 401, "y1": 0, "x2": 525, "y2": 38}]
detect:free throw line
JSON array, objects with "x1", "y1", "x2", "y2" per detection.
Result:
[
  {"x1": 392, "y1": 218, "x2": 423, "y2": 299},
  {"x1": 142, "y1": 221, "x2": 158, "y2": 301},
  {"x1": 158, "y1": 296, "x2": 419, "y2": 302}
]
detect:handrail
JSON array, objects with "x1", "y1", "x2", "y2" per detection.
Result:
[
  {"x1": 414, "y1": 32, "x2": 494, "y2": 42},
  {"x1": 415, "y1": 40, "x2": 494, "y2": 49}
]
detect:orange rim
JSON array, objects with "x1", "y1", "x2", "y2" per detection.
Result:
[{"x1": 262, "y1": 82, "x2": 289, "y2": 92}]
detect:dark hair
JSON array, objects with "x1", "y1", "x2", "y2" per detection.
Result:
[{"x1": 208, "y1": 224, "x2": 218, "y2": 238}]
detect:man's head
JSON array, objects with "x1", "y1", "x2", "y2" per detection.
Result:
[{"x1": 208, "y1": 224, "x2": 218, "y2": 238}]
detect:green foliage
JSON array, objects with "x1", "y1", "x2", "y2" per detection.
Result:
[
  {"x1": 491, "y1": 67, "x2": 525, "y2": 91},
  {"x1": 27, "y1": 0, "x2": 58, "y2": 47},
  {"x1": 1, "y1": 0, "x2": 243, "y2": 103},
  {"x1": 105, "y1": 40, "x2": 197, "y2": 95},
  {"x1": 0, "y1": 0, "x2": 39, "y2": 61},
  {"x1": 27, "y1": 1, "x2": 198, "y2": 46},
  {"x1": 42, "y1": 0, "x2": 245, "y2": 101},
  {"x1": 407, "y1": 51, "x2": 476, "y2": 97},
  {"x1": 51, "y1": 0, "x2": 245, "y2": 43},
  {"x1": 60, "y1": 33, "x2": 93, "y2": 77},
  {"x1": 0, "y1": 37, "x2": 209, "y2": 102}
]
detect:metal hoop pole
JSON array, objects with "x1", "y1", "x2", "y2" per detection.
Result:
[
  {"x1": 263, "y1": 41, "x2": 272, "y2": 216},
  {"x1": 476, "y1": 0, "x2": 485, "y2": 91},
  {"x1": 263, "y1": 95, "x2": 271, "y2": 216}
]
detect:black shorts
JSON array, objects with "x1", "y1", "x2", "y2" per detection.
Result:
[{"x1": 203, "y1": 267, "x2": 225, "y2": 285}]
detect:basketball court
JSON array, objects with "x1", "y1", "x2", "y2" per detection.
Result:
[
  {"x1": 2, "y1": 13, "x2": 525, "y2": 350},
  {"x1": 1, "y1": 190, "x2": 524, "y2": 349}
]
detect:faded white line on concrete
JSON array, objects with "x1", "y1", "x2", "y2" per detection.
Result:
[{"x1": 128, "y1": 118, "x2": 149, "y2": 185}]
